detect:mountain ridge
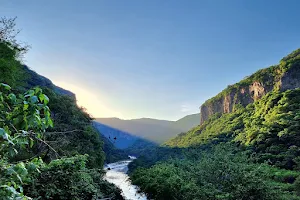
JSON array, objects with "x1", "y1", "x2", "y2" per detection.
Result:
[
  {"x1": 167, "y1": 48, "x2": 300, "y2": 150},
  {"x1": 130, "y1": 48, "x2": 300, "y2": 200},
  {"x1": 200, "y1": 49, "x2": 300, "y2": 124},
  {"x1": 22, "y1": 65, "x2": 75, "y2": 97},
  {"x1": 95, "y1": 113, "x2": 200, "y2": 143}
]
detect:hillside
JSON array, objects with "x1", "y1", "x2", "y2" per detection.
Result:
[
  {"x1": 167, "y1": 49, "x2": 300, "y2": 152},
  {"x1": 0, "y1": 19, "x2": 123, "y2": 199},
  {"x1": 94, "y1": 122, "x2": 139, "y2": 149},
  {"x1": 130, "y1": 49, "x2": 300, "y2": 200},
  {"x1": 95, "y1": 113, "x2": 200, "y2": 143},
  {"x1": 22, "y1": 65, "x2": 75, "y2": 97},
  {"x1": 21, "y1": 63, "x2": 128, "y2": 165},
  {"x1": 98, "y1": 133, "x2": 128, "y2": 163},
  {"x1": 173, "y1": 113, "x2": 201, "y2": 130},
  {"x1": 200, "y1": 49, "x2": 300, "y2": 124},
  {"x1": 93, "y1": 121, "x2": 155, "y2": 149}
]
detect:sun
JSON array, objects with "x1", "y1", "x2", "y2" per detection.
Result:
[{"x1": 52, "y1": 80, "x2": 123, "y2": 118}]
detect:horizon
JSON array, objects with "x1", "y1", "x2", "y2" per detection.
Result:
[
  {"x1": 2, "y1": 0, "x2": 300, "y2": 120},
  {"x1": 94, "y1": 112, "x2": 199, "y2": 121}
]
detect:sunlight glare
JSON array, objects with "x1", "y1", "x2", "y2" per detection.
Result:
[{"x1": 53, "y1": 81, "x2": 123, "y2": 118}]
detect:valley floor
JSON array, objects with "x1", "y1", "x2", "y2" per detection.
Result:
[{"x1": 104, "y1": 158, "x2": 147, "y2": 200}]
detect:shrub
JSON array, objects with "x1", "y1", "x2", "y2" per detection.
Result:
[{"x1": 25, "y1": 155, "x2": 124, "y2": 200}]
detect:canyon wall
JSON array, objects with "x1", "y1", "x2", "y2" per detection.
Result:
[{"x1": 200, "y1": 49, "x2": 300, "y2": 124}]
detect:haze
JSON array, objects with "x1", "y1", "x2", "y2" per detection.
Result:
[{"x1": 1, "y1": 0, "x2": 300, "y2": 120}]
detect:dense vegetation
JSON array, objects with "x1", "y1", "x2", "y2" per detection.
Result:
[
  {"x1": 202, "y1": 48, "x2": 300, "y2": 106},
  {"x1": 99, "y1": 133, "x2": 128, "y2": 163},
  {"x1": 3, "y1": 16, "x2": 300, "y2": 200},
  {"x1": 167, "y1": 89, "x2": 300, "y2": 169},
  {"x1": 0, "y1": 17, "x2": 123, "y2": 199},
  {"x1": 132, "y1": 144, "x2": 300, "y2": 200},
  {"x1": 130, "y1": 49, "x2": 300, "y2": 199},
  {"x1": 25, "y1": 155, "x2": 123, "y2": 200}
]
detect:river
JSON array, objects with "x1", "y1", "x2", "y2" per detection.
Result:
[{"x1": 104, "y1": 157, "x2": 147, "y2": 200}]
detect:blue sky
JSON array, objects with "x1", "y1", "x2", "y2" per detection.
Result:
[{"x1": 1, "y1": 0, "x2": 300, "y2": 120}]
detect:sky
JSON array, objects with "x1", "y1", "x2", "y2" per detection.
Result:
[{"x1": 1, "y1": 0, "x2": 300, "y2": 120}]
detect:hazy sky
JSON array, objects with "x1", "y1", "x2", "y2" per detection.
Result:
[{"x1": 1, "y1": 0, "x2": 300, "y2": 120}]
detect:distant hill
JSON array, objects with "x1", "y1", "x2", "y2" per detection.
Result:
[
  {"x1": 93, "y1": 121, "x2": 156, "y2": 149},
  {"x1": 93, "y1": 122, "x2": 139, "y2": 149},
  {"x1": 95, "y1": 113, "x2": 200, "y2": 143},
  {"x1": 22, "y1": 65, "x2": 75, "y2": 97},
  {"x1": 167, "y1": 48, "x2": 300, "y2": 150},
  {"x1": 128, "y1": 49, "x2": 300, "y2": 200},
  {"x1": 173, "y1": 113, "x2": 200, "y2": 130}
]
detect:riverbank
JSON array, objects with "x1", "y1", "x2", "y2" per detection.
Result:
[{"x1": 104, "y1": 158, "x2": 147, "y2": 200}]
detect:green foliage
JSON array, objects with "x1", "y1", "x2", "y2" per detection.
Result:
[
  {"x1": 0, "y1": 84, "x2": 52, "y2": 199},
  {"x1": 128, "y1": 145, "x2": 187, "y2": 173},
  {"x1": 167, "y1": 89, "x2": 300, "y2": 169},
  {"x1": 0, "y1": 19, "x2": 123, "y2": 200},
  {"x1": 42, "y1": 88, "x2": 105, "y2": 168},
  {"x1": 25, "y1": 155, "x2": 123, "y2": 200},
  {"x1": 166, "y1": 108, "x2": 244, "y2": 147},
  {"x1": 0, "y1": 22, "x2": 106, "y2": 168},
  {"x1": 0, "y1": 17, "x2": 30, "y2": 58},
  {"x1": 294, "y1": 176, "x2": 300, "y2": 196},
  {"x1": 145, "y1": 87, "x2": 300, "y2": 199},
  {"x1": 236, "y1": 89, "x2": 300, "y2": 169},
  {"x1": 132, "y1": 145, "x2": 286, "y2": 200},
  {"x1": 0, "y1": 83, "x2": 122, "y2": 200},
  {"x1": 0, "y1": 42, "x2": 16, "y2": 59},
  {"x1": 0, "y1": 42, "x2": 28, "y2": 88},
  {"x1": 203, "y1": 64, "x2": 279, "y2": 106},
  {"x1": 99, "y1": 133, "x2": 128, "y2": 163},
  {"x1": 280, "y1": 48, "x2": 300, "y2": 72},
  {"x1": 202, "y1": 48, "x2": 300, "y2": 107}
]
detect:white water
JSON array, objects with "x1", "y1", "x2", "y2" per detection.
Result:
[{"x1": 104, "y1": 157, "x2": 147, "y2": 200}]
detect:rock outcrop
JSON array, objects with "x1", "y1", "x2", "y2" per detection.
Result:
[{"x1": 200, "y1": 49, "x2": 300, "y2": 124}]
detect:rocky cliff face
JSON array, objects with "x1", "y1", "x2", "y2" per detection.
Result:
[{"x1": 200, "y1": 49, "x2": 300, "y2": 124}]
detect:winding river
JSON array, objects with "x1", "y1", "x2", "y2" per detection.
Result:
[{"x1": 104, "y1": 157, "x2": 147, "y2": 200}]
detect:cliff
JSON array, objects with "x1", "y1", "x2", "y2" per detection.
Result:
[{"x1": 200, "y1": 49, "x2": 300, "y2": 124}]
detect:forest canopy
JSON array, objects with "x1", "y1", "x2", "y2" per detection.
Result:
[{"x1": 0, "y1": 17, "x2": 124, "y2": 200}]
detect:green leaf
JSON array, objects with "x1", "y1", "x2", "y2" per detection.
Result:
[
  {"x1": 29, "y1": 138, "x2": 34, "y2": 148},
  {"x1": 1, "y1": 185, "x2": 18, "y2": 194},
  {"x1": 0, "y1": 83, "x2": 11, "y2": 90},
  {"x1": 30, "y1": 95, "x2": 38, "y2": 104},
  {"x1": 0, "y1": 128, "x2": 6, "y2": 137},
  {"x1": 8, "y1": 93, "x2": 16, "y2": 102},
  {"x1": 25, "y1": 90, "x2": 35, "y2": 97},
  {"x1": 34, "y1": 87, "x2": 42, "y2": 94},
  {"x1": 1, "y1": 130, "x2": 12, "y2": 144},
  {"x1": 23, "y1": 103, "x2": 29, "y2": 111},
  {"x1": 39, "y1": 94, "x2": 49, "y2": 104},
  {"x1": 0, "y1": 93, "x2": 3, "y2": 102},
  {"x1": 48, "y1": 119, "x2": 54, "y2": 127}
]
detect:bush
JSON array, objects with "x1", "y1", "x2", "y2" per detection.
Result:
[
  {"x1": 131, "y1": 145, "x2": 278, "y2": 200},
  {"x1": 25, "y1": 155, "x2": 124, "y2": 200}
]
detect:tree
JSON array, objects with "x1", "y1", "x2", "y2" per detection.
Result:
[
  {"x1": 0, "y1": 83, "x2": 53, "y2": 199},
  {"x1": 0, "y1": 17, "x2": 29, "y2": 59}
]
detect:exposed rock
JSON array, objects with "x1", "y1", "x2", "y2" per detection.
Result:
[
  {"x1": 249, "y1": 81, "x2": 266, "y2": 100},
  {"x1": 200, "y1": 49, "x2": 300, "y2": 125},
  {"x1": 280, "y1": 65, "x2": 300, "y2": 91}
]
